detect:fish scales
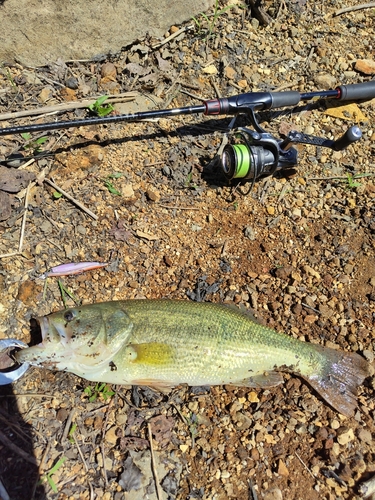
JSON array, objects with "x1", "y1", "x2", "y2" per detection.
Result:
[
  {"x1": 115, "y1": 301, "x2": 316, "y2": 385},
  {"x1": 16, "y1": 300, "x2": 371, "y2": 417}
]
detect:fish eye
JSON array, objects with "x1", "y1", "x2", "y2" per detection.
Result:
[{"x1": 64, "y1": 310, "x2": 75, "y2": 322}]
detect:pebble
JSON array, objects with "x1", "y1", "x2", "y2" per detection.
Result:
[
  {"x1": 105, "y1": 426, "x2": 118, "y2": 446},
  {"x1": 314, "y1": 73, "x2": 336, "y2": 89},
  {"x1": 277, "y1": 459, "x2": 289, "y2": 477},
  {"x1": 357, "y1": 428, "x2": 372, "y2": 444},
  {"x1": 363, "y1": 349, "x2": 374, "y2": 363},
  {"x1": 354, "y1": 59, "x2": 375, "y2": 75},
  {"x1": 330, "y1": 419, "x2": 340, "y2": 430},
  {"x1": 337, "y1": 428, "x2": 354, "y2": 446},
  {"x1": 123, "y1": 184, "x2": 135, "y2": 198}
]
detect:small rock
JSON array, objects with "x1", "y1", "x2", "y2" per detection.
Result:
[
  {"x1": 267, "y1": 206, "x2": 275, "y2": 215},
  {"x1": 39, "y1": 86, "x2": 53, "y2": 103},
  {"x1": 244, "y1": 225, "x2": 256, "y2": 240},
  {"x1": 123, "y1": 184, "x2": 135, "y2": 198},
  {"x1": 337, "y1": 428, "x2": 354, "y2": 446},
  {"x1": 277, "y1": 459, "x2": 289, "y2": 477},
  {"x1": 146, "y1": 189, "x2": 159, "y2": 202},
  {"x1": 358, "y1": 428, "x2": 372, "y2": 444},
  {"x1": 363, "y1": 349, "x2": 374, "y2": 363},
  {"x1": 105, "y1": 426, "x2": 118, "y2": 446},
  {"x1": 101, "y1": 61, "x2": 117, "y2": 79},
  {"x1": 248, "y1": 391, "x2": 259, "y2": 403},
  {"x1": 330, "y1": 419, "x2": 340, "y2": 430},
  {"x1": 225, "y1": 66, "x2": 237, "y2": 79},
  {"x1": 354, "y1": 59, "x2": 375, "y2": 75},
  {"x1": 202, "y1": 65, "x2": 217, "y2": 75},
  {"x1": 65, "y1": 77, "x2": 79, "y2": 89},
  {"x1": 314, "y1": 73, "x2": 337, "y2": 89},
  {"x1": 56, "y1": 408, "x2": 69, "y2": 422},
  {"x1": 318, "y1": 303, "x2": 333, "y2": 318}
]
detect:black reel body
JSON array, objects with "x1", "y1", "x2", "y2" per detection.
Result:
[{"x1": 221, "y1": 128, "x2": 297, "y2": 182}]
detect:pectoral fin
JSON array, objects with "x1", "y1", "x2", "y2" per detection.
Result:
[
  {"x1": 132, "y1": 379, "x2": 175, "y2": 393},
  {"x1": 124, "y1": 342, "x2": 174, "y2": 366},
  {"x1": 234, "y1": 371, "x2": 284, "y2": 388}
]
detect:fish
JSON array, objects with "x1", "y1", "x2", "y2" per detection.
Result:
[{"x1": 16, "y1": 300, "x2": 370, "y2": 417}]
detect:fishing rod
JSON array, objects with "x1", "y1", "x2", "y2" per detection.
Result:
[{"x1": 1, "y1": 81, "x2": 374, "y2": 186}]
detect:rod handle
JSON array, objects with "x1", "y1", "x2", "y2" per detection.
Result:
[{"x1": 336, "y1": 81, "x2": 375, "y2": 101}]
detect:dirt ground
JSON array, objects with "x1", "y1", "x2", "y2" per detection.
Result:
[{"x1": 0, "y1": 1, "x2": 375, "y2": 499}]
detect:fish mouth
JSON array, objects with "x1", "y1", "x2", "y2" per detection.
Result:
[{"x1": 36, "y1": 316, "x2": 70, "y2": 347}]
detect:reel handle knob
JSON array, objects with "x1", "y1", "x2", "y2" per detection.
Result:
[{"x1": 331, "y1": 126, "x2": 362, "y2": 151}]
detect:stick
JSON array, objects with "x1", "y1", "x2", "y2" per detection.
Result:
[
  {"x1": 0, "y1": 429, "x2": 37, "y2": 465},
  {"x1": 61, "y1": 408, "x2": 77, "y2": 442},
  {"x1": 18, "y1": 182, "x2": 31, "y2": 253},
  {"x1": 73, "y1": 433, "x2": 89, "y2": 472},
  {"x1": 147, "y1": 423, "x2": 163, "y2": 500},
  {"x1": 0, "y1": 92, "x2": 138, "y2": 121},
  {"x1": 152, "y1": 24, "x2": 194, "y2": 49},
  {"x1": 44, "y1": 178, "x2": 98, "y2": 220},
  {"x1": 334, "y1": 2, "x2": 375, "y2": 16},
  {"x1": 211, "y1": 78, "x2": 222, "y2": 98},
  {"x1": 295, "y1": 451, "x2": 315, "y2": 480},
  {"x1": 158, "y1": 204, "x2": 199, "y2": 210}
]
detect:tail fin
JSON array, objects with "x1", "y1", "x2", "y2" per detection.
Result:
[{"x1": 302, "y1": 346, "x2": 371, "y2": 417}]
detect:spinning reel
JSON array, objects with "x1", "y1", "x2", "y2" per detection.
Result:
[{"x1": 220, "y1": 121, "x2": 362, "y2": 185}]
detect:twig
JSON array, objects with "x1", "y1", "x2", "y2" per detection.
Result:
[
  {"x1": 159, "y1": 204, "x2": 199, "y2": 210},
  {"x1": 44, "y1": 178, "x2": 98, "y2": 220},
  {"x1": 301, "y1": 302, "x2": 320, "y2": 315},
  {"x1": 100, "y1": 396, "x2": 115, "y2": 488},
  {"x1": 334, "y1": 2, "x2": 375, "y2": 16},
  {"x1": 0, "y1": 429, "x2": 37, "y2": 465},
  {"x1": 147, "y1": 422, "x2": 163, "y2": 500},
  {"x1": 18, "y1": 182, "x2": 31, "y2": 253},
  {"x1": 274, "y1": 81, "x2": 299, "y2": 92},
  {"x1": 179, "y1": 89, "x2": 205, "y2": 101},
  {"x1": 61, "y1": 408, "x2": 77, "y2": 442},
  {"x1": 210, "y1": 78, "x2": 222, "y2": 98},
  {"x1": 0, "y1": 92, "x2": 138, "y2": 121},
  {"x1": 152, "y1": 24, "x2": 194, "y2": 49},
  {"x1": 73, "y1": 433, "x2": 89, "y2": 472},
  {"x1": 295, "y1": 451, "x2": 315, "y2": 480},
  {"x1": 0, "y1": 251, "x2": 19, "y2": 259}
]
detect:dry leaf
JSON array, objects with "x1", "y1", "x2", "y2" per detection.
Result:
[
  {"x1": 324, "y1": 103, "x2": 368, "y2": 123},
  {"x1": 136, "y1": 230, "x2": 158, "y2": 241},
  {"x1": 120, "y1": 437, "x2": 149, "y2": 451},
  {"x1": 149, "y1": 414, "x2": 175, "y2": 447}
]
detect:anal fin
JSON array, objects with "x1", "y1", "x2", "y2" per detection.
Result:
[{"x1": 233, "y1": 371, "x2": 284, "y2": 388}]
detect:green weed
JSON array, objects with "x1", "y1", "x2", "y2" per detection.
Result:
[
  {"x1": 39, "y1": 456, "x2": 67, "y2": 494},
  {"x1": 103, "y1": 173, "x2": 123, "y2": 196},
  {"x1": 84, "y1": 382, "x2": 115, "y2": 402},
  {"x1": 58, "y1": 279, "x2": 81, "y2": 307},
  {"x1": 88, "y1": 95, "x2": 114, "y2": 117},
  {"x1": 192, "y1": 0, "x2": 240, "y2": 40},
  {"x1": 21, "y1": 133, "x2": 48, "y2": 154}
]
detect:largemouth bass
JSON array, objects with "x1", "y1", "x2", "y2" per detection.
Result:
[{"x1": 16, "y1": 300, "x2": 370, "y2": 416}]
